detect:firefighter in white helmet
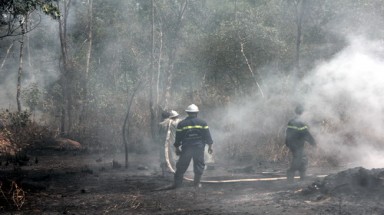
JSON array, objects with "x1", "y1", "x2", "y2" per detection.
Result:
[
  {"x1": 172, "y1": 104, "x2": 213, "y2": 188},
  {"x1": 159, "y1": 110, "x2": 181, "y2": 176},
  {"x1": 167, "y1": 110, "x2": 181, "y2": 168}
]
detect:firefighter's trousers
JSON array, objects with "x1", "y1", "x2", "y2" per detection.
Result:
[
  {"x1": 174, "y1": 144, "x2": 205, "y2": 187},
  {"x1": 287, "y1": 147, "x2": 308, "y2": 182}
]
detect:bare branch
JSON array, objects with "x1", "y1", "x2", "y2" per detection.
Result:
[
  {"x1": 239, "y1": 39, "x2": 265, "y2": 98},
  {"x1": 0, "y1": 42, "x2": 14, "y2": 72}
]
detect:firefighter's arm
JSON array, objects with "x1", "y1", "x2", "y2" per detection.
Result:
[
  {"x1": 173, "y1": 141, "x2": 182, "y2": 156},
  {"x1": 306, "y1": 131, "x2": 316, "y2": 147},
  {"x1": 203, "y1": 123, "x2": 213, "y2": 154},
  {"x1": 174, "y1": 124, "x2": 183, "y2": 156},
  {"x1": 173, "y1": 140, "x2": 182, "y2": 156}
]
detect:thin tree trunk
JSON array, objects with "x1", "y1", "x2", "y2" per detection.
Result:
[
  {"x1": 58, "y1": 0, "x2": 72, "y2": 134},
  {"x1": 156, "y1": 26, "x2": 163, "y2": 106},
  {"x1": 295, "y1": 0, "x2": 307, "y2": 79},
  {"x1": 16, "y1": 17, "x2": 26, "y2": 112},
  {"x1": 162, "y1": 0, "x2": 188, "y2": 109},
  {"x1": 27, "y1": 16, "x2": 32, "y2": 73},
  {"x1": 122, "y1": 80, "x2": 142, "y2": 168},
  {"x1": 149, "y1": 0, "x2": 158, "y2": 144},
  {"x1": 58, "y1": 3, "x2": 67, "y2": 134},
  {"x1": 163, "y1": 51, "x2": 174, "y2": 109},
  {"x1": 80, "y1": 0, "x2": 93, "y2": 125},
  {"x1": 85, "y1": 0, "x2": 93, "y2": 84},
  {"x1": 234, "y1": 0, "x2": 237, "y2": 22},
  {"x1": 58, "y1": 0, "x2": 70, "y2": 66},
  {"x1": 25, "y1": 14, "x2": 36, "y2": 120}
]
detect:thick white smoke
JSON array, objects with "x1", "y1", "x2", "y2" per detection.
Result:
[
  {"x1": 209, "y1": 36, "x2": 384, "y2": 169},
  {"x1": 303, "y1": 36, "x2": 384, "y2": 169}
]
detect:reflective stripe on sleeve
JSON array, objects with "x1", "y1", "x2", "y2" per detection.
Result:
[
  {"x1": 287, "y1": 125, "x2": 308, "y2": 130},
  {"x1": 177, "y1": 125, "x2": 209, "y2": 131}
]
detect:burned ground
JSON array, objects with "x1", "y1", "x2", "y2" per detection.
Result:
[{"x1": 0, "y1": 151, "x2": 383, "y2": 214}]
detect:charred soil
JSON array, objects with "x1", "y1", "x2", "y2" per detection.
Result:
[{"x1": 0, "y1": 151, "x2": 383, "y2": 214}]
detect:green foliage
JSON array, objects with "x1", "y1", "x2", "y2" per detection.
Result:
[
  {"x1": 184, "y1": 1, "x2": 288, "y2": 97},
  {"x1": 0, "y1": 0, "x2": 60, "y2": 18},
  {"x1": 40, "y1": 1, "x2": 60, "y2": 18},
  {"x1": 0, "y1": 0, "x2": 60, "y2": 38}
]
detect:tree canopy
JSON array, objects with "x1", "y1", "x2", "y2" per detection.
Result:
[
  {"x1": 1, "y1": 0, "x2": 384, "y2": 164},
  {"x1": 0, "y1": 0, "x2": 60, "y2": 38}
]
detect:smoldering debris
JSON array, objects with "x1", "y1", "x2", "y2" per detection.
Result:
[{"x1": 302, "y1": 167, "x2": 384, "y2": 197}]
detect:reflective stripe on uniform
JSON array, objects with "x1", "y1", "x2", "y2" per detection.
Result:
[
  {"x1": 176, "y1": 125, "x2": 209, "y2": 132},
  {"x1": 287, "y1": 125, "x2": 307, "y2": 130}
]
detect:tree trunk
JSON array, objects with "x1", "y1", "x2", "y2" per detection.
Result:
[
  {"x1": 162, "y1": 0, "x2": 188, "y2": 109},
  {"x1": 163, "y1": 50, "x2": 175, "y2": 109},
  {"x1": 149, "y1": 0, "x2": 158, "y2": 144},
  {"x1": 85, "y1": 0, "x2": 93, "y2": 79},
  {"x1": 80, "y1": 0, "x2": 93, "y2": 126},
  {"x1": 295, "y1": 0, "x2": 307, "y2": 80},
  {"x1": 58, "y1": 0, "x2": 72, "y2": 134},
  {"x1": 156, "y1": 26, "x2": 163, "y2": 106},
  {"x1": 122, "y1": 80, "x2": 142, "y2": 168},
  {"x1": 16, "y1": 17, "x2": 26, "y2": 112}
]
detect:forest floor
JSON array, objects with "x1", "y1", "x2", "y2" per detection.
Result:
[{"x1": 1, "y1": 150, "x2": 384, "y2": 215}]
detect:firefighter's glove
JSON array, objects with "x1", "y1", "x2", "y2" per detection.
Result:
[
  {"x1": 208, "y1": 145, "x2": 213, "y2": 154},
  {"x1": 175, "y1": 148, "x2": 182, "y2": 156}
]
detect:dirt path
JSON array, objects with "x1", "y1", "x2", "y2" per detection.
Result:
[{"x1": 0, "y1": 152, "x2": 383, "y2": 214}]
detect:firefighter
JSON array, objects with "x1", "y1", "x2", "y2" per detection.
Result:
[
  {"x1": 159, "y1": 110, "x2": 181, "y2": 174},
  {"x1": 158, "y1": 110, "x2": 171, "y2": 176},
  {"x1": 167, "y1": 110, "x2": 181, "y2": 169},
  {"x1": 285, "y1": 105, "x2": 316, "y2": 183},
  {"x1": 173, "y1": 104, "x2": 213, "y2": 188}
]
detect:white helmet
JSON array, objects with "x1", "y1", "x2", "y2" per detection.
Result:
[
  {"x1": 185, "y1": 104, "x2": 199, "y2": 113},
  {"x1": 169, "y1": 110, "x2": 179, "y2": 118}
]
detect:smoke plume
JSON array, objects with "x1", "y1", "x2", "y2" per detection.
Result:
[{"x1": 303, "y1": 36, "x2": 384, "y2": 168}]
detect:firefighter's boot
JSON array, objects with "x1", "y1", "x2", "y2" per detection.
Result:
[
  {"x1": 287, "y1": 169, "x2": 294, "y2": 183},
  {"x1": 194, "y1": 174, "x2": 202, "y2": 188},
  {"x1": 172, "y1": 174, "x2": 183, "y2": 189},
  {"x1": 299, "y1": 170, "x2": 306, "y2": 181},
  {"x1": 299, "y1": 158, "x2": 308, "y2": 181}
]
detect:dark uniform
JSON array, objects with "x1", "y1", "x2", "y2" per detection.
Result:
[
  {"x1": 285, "y1": 116, "x2": 316, "y2": 182},
  {"x1": 173, "y1": 115, "x2": 213, "y2": 187}
]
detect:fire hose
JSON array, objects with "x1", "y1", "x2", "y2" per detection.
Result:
[{"x1": 164, "y1": 129, "x2": 326, "y2": 183}]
